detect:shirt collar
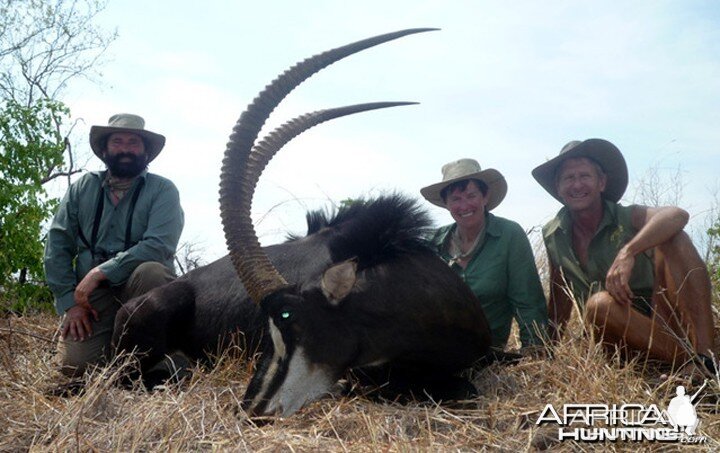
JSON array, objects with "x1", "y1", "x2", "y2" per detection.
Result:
[
  {"x1": 484, "y1": 212, "x2": 502, "y2": 238},
  {"x1": 545, "y1": 199, "x2": 618, "y2": 237}
]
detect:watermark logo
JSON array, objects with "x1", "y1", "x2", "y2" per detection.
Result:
[
  {"x1": 536, "y1": 381, "x2": 708, "y2": 444},
  {"x1": 667, "y1": 385, "x2": 700, "y2": 436}
]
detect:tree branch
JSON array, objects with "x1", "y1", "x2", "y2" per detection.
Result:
[{"x1": 41, "y1": 168, "x2": 83, "y2": 184}]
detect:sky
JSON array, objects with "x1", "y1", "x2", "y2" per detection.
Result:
[{"x1": 61, "y1": 0, "x2": 720, "y2": 264}]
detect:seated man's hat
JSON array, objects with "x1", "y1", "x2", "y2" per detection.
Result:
[
  {"x1": 532, "y1": 138, "x2": 628, "y2": 203},
  {"x1": 89, "y1": 113, "x2": 166, "y2": 163}
]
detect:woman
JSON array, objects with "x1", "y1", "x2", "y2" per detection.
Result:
[{"x1": 421, "y1": 158, "x2": 548, "y2": 349}]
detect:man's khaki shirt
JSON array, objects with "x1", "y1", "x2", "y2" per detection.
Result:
[{"x1": 543, "y1": 200, "x2": 655, "y2": 307}]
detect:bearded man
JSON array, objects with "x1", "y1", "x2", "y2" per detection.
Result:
[{"x1": 44, "y1": 113, "x2": 184, "y2": 377}]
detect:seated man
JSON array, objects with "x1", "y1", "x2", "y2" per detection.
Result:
[
  {"x1": 532, "y1": 138, "x2": 715, "y2": 375},
  {"x1": 44, "y1": 113, "x2": 184, "y2": 377}
]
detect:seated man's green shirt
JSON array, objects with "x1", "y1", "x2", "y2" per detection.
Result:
[
  {"x1": 543, "y1": 200, "x2": 655, "y2": 314},
  {"x1": 44, "y1": 170, "x2": 184, "y2": 314},
  {"x1": 429, "y1": 213, "x2": 548, "y2": 348}
]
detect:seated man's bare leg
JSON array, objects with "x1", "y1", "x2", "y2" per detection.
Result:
[
  {"x1": 584, "y1": 291, "x2": 688, "y2": 365},
  {"x1": 584, "y1": 231, "x2": 714, "y2": 368},
  {"x1": 654, "y1": 231, "x2": 714, "y2": 358}
]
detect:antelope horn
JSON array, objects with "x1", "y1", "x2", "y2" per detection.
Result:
[
  {"x1": 224, "y1": 103, "x2": 419, "y2": 303},
  {"x1": 219, "y1": 29, "x2": 436, "y2": 304},
  {"x1": 247, "y1": 102, "x2": 418, "y2": 218}
]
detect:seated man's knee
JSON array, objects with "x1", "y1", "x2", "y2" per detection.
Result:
[
  {"x1": 132, "y1": 261, "x2": 174, "y2": 281},
  {"x1": 655, "y1": 231, "x2": 711, "y2": 295},
  {"x1": 657, "y1": 231, "x2": 702, "y2": 262},
  {"x1": 584, "y1": 292, "x2": 615, "y2": 328},
  {"x1": 126, "y1": 262, "x2": 175, "y2": 297}
]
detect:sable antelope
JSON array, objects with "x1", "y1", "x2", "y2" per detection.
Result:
[{"x1": 113, "y1": 28, "x2": 492, "y2": 417}]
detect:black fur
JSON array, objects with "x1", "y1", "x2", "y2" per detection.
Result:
[{"x1": 112, "y1": 195, "x2": 492, "y2": 412}]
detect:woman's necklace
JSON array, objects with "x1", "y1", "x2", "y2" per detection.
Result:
[{"x1": 448, "y1": 226, "x2": 485, "y2": 267}]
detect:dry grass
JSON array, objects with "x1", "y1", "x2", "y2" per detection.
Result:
[{"x1": 2, "y1": 309, "x2": 720, "y2": 452}]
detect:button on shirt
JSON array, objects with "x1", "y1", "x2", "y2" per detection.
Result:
[
  {"x1": 430, "y1": 213, "x2": 548, "y2": 348},
  {"x1": 44, "y1": 170, "x2": 184, "y2": 314},
  {"x1": 542, "y1": 200, "x2": 655, "y2": 307}
]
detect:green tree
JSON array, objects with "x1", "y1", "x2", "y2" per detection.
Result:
[
  {"x1": 0, "y1": 0, "x2": 116, "y2": 311},
  {"x1": 0, "y1": 99, "x2": 69, "y2": 310}
]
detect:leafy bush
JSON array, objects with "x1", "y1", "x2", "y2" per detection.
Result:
[{"x1": 0, "y1": 99, "x2": 69, "y2": 313}]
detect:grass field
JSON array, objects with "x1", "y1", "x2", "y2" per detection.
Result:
[{"x1": 2, "y1": 297, "x2": 720, "y2": 452}]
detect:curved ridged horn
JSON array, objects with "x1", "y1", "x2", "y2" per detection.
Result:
[
  {"x1": 248, "y1": 102, "x2": 418, "y2": 209},
  {"x1": 220, "y1": 29, "x2": 436, "y2": 304},
  {"x1": 224, "y1": 103, "x2": 418, "y2": 303}
]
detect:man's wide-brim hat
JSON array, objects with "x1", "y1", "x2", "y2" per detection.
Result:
[
  {"x1": 531, "y1": 138, "x2": 628, "y2": 203},
  {"x1": 89, "y1": 113, "x2": 166, "y2": 163},
  {"x1": 420, "y1": 158, "x2": 507, "y2": 211}
]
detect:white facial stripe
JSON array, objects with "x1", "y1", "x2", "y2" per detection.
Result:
[
  {"x1": 269, "y1": 318, "x2": 287, "y2": 358},
  {"x1": 265, "y1": 346, "x2": 336, "y2": 417},
  {"x1": 249, "y1": 318, "x2": 287, "y2": 411}
]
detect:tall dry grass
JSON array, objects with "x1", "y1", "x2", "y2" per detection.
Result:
[{"x1": 2, "y1": 302, "x2": 720, "y2": 452}]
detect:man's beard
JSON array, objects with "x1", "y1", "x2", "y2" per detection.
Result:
[{"x1": 105, "y1": 153, "x2": 147, "y2": 178}]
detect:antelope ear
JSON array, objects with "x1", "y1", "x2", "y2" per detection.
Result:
[{"x1": 321, "y1": 259, "x2": 358, "y2": 305}]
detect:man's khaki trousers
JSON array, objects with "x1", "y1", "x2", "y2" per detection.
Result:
[{"x1": 57, "y1": 262, "x2": 175, "y2": 377}]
